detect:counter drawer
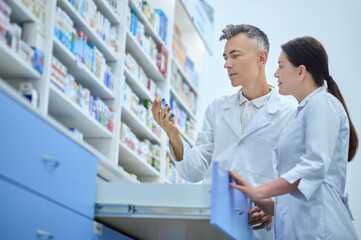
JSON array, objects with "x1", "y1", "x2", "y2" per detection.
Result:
[{"x1": 0, "y1": 90, "x2": 97, "y2": 218}]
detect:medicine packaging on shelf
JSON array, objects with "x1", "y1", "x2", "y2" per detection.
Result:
[
  {"x1": 69, "y1": 127, "x2": 84, "y2": 140},
  {"x1": 19, "y1": 82, "x2": 39, "y2": 108},
  {"x1": 54, "y1": 7, "x2": 114, "y2": 90},
  {"x1": 50, "y1": 56, "x2": 114, "y2": 132},
  {"x1": 65, "y1": 0, "x2": 119, "y2": 53}
]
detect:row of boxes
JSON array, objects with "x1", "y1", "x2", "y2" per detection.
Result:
[
  {"x1": 120, "y1": 121, "x2": 161, "y2": 171},
  {"x1": 67, "y1": 0, "x2": 119, "y2": 53},
  {"x1": 121, "y1": 82, "x2": 162, "y2": 139},
  {"x1": 0, "y1": 2, "x2": 44, "y2": 74},
  {"x1": 169, "y1": 99, "x2": 196, "y2": 141},
  {"x1": 51, "y1": 56, "x2": 114, "y2": 132},
  {"x1": 55, "y1": 6, "x2": 113, "y2": 90},
  {"x1": 127, "y1": 6, "x2": 158, "y2": 65},
  {"x1": 172, "y1": 23, "x2": 199, "y2": 90},
  {"x1": 171, "y1": 63, "x2": 197, "y2": 114},
  {"x1": 164, "y1": 154, "x2": 188, "y2": 184},
  {"x1": 124, "y1": 52, "x2": 161, "y2": 99}
]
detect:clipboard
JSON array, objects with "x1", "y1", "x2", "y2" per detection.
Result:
[{"x1": 210, "y1": 161, "x2": 253, "y2": 240}]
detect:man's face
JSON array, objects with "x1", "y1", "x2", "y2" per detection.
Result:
[{"x1": 223, "y1": 33, "x2": 261, "y2": 87}]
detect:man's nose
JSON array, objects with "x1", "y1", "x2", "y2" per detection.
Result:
[{"x1": 224, "y1": 59, "x2": 232, "y2": 69}]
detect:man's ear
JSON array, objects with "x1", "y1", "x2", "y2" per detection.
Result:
[
  {"x1": 258, "y1": 50, "x2": 268, "y2": 66},
  {"x1": 298, "y1": 65, "x2": 307, "y2": 81}
]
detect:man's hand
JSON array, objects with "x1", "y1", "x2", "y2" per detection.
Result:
[
  {"x1": 248, "y1": 206, "x2": 272, "y2": 230},
  {"x1": 151, "y1": 98, "x2": 179, "y2": 138},
  {"x1": 253, "y1": 198, "x2": 274, "y2": 216},
  {"x1": 151, "y1": 98, "x2": 184, "y2": 161}
]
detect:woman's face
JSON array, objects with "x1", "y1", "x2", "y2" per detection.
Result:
[{"x1": 274, "y1": 51, "x2": 300, "y2": 96}]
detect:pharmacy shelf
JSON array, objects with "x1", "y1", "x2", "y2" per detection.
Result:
[
  {"x1": 126, "y1": 31, "x2": 165, "y2": 82},
  {"x1": 121, "y1": 105, "x2": 161, "y2": 145},
  {"x1": 170, "y1": 87, "x2": 196, "y2": 120},
  {"x1": 53, "y1": 37, "x2": 115, "y2": 99},
  {"x1": 98, "y1": 157, "x2": 139, "y2": 183},
  {"x1": 5, "y1": 0, "x2": 44, "y2": 31},
  {"x1": 176, "y1": 0, "x2": 212, "y2": 55},
  {"x1": 172, "y1": 57, "x2": 198, "y2": 95},
  {"x1": 180, "y1": 130, "x2": 195, "y2": 147},
  {"x1": 0, "y1": 42, "x2": 41, "y2": 79},
  {"x1": 93, "y1": 0, "x2": 121, "y2": 25},
  {"x1": 48, "y1": 84, "x2": 113, "y2": 138},
  {"x1": 118, "y1": 141, "x2": 160, "y2": 177},
  {"x1": 166, "y1": 147, "x2": 176, "y2": 164},
  {"x1": 128, "y1": 0, "x2": 167, "y2": 48},
  {"x1": 124, "y1": 68, "x2": 154, "y2": 101},
  {"x1": 57, "y1": 0, "x2": 118, "y2": 61}
]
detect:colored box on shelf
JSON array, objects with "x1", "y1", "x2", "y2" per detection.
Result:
[{"x1": 31, "y1": 47, "x2": 44, "y2": 74}]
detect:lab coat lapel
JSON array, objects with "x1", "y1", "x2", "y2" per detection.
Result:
[
  {"x1": 222, "y1": 93, "x2": 243, "y2": 140},
  {"x1": 241, "y1": 108, "x2": 271, "y2": 139},
  {"x1": 241, "y1": 91, "x2": 280, "y2": 140}
]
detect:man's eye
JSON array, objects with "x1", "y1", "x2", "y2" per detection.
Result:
[{"x1": 232, "y1": 54, "x2": 239, "y2": 58}]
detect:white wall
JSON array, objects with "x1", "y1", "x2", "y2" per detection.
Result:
[{"x1": 198, "y1": 0, "x2": 361, "y2": 236}]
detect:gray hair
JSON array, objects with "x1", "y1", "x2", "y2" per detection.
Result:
[{"x1": 220, "y1": 24, "x2": 269, "y2": 53}]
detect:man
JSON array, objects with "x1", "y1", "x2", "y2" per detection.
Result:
[{"x1": 152, "y1": 24, "x2": 296, "y2": 240}]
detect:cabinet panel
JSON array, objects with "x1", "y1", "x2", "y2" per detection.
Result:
[
  {"x1": 0, "y1": 89, "x2": 97, "y2": 218},
  {"x1": 0, "y1": 178, "x2": 96, "y2": 240}
]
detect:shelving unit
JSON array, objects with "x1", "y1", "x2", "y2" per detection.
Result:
[
  {"x1": 124, "y1": 68, "x2": 154, "y2": 101},
  {"x1": 53, "y1": 37, "x2": 115, "y2": 99},
  {"x1": 125, "y1": 31, "x2": 165, "y2": 82},
  {"x1": 0, "y1": 43, "x2": 41, "y2": 79},
  {"x1": 170, "y1": 87, "x2": 196, "y2": 120},
  {"x1": 128, "y1": 0, "x2": 166, "y2": 47},
  {"x1": 172, "y1": 57, "x2": 198, "y2": 95},
  {"x1": 0, "y1": 0, "x2": 212, "y2": 184},
  {"x1": 48, "y1": 84, "x2": 113, "y2": 138},
  {"x1": 119, "y1": 142, "x2": 160, "y2": 177},
  {"x1": 57, "y1": 0, "x2": 118, "y2": 61},
  {"x1": 121, "y1": 105, "x2": 161, "y2": 144}
]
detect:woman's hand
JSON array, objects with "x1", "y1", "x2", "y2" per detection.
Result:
[{"x1": 227, "y1": 170, "x2": 262, "y2": 200}]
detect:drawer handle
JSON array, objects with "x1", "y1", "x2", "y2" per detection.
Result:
[
  {"x1": 235, "y1": 208, "x2": 244, "y2": 215},
  {"x1": 36, "y1": 230, "x2": 54, "y2": 238},
  {"x1": 43, "y1": 156, "x2": 60, "y2": 166}
]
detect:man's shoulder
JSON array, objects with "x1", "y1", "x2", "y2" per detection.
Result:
[
  {"x1": 209, "y1": 92, "x2": 238, "y2": 106},
  {"x1": 267, "y1": 91, "x2": 297, "y2": 116}
]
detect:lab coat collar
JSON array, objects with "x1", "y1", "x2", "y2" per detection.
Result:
[
  {"x1": 297, "y1": 86, "x2": 326, "y2": 115},
  {"x1": 242, "y1": 88, "x2": 281, "y2": 139},
  {"x1": 221, "y1": 85, "x2": 280, "y2": 140},
  {"x1": 239, "y1": 88, "x2": 273, "y2": 109}
]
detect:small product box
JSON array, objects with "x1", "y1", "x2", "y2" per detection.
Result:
[
  {"x1": 31, "y1": 47, "x2": 45, "y2": 74},
  {"x1": 69, "y1": 127, "x2": 83, "y2": 140},
  {"x1": 19, "y1": 82, "x2": 39, "y2": 108}
]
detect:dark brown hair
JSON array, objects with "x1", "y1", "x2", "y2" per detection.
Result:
[{"x1": 281, "y1": 36, "x2": 358, "y2": 161}]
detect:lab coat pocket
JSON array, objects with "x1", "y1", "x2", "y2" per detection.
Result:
[{"x1": 244, "y1": 137, "x2": 277, "y2": 184}]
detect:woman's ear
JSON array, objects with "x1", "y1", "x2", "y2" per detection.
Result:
[{"x1": 298, "y1": 65, "x2": 307, "y2": 81}]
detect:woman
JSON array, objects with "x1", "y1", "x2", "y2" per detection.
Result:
[{"x1": 228, "y1": 36, "x2": 359, "y2": 239}]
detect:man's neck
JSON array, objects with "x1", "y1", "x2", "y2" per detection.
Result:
[{"x1": 242, "y1": 80, "x2": 270, "y2": 101}]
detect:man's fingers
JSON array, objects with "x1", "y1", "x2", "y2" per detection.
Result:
[
  {"x1": 248, "y1": 206, "x2": 261, "y2": 216},
  {"x1": 252, "y1": 216, "x2": 272, "y2": 230},
  {"x1": 248, "y1": 211, "x2": 266, "y2": 223}
]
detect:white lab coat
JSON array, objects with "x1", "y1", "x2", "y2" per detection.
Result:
[
  {"x1": 273, "y1": 87, "x2": 359, "y2": 240},
  {"x1": 173, "y1": 89, "x2": 297, "y2": 240}
]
